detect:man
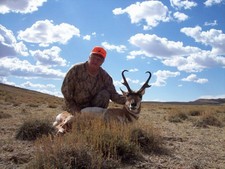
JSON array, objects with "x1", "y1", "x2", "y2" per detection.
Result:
[{"x1": 61, "y1": 46, "x2": 126, "y2": 115}]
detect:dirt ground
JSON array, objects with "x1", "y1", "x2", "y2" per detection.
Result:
[
  {"x1": 136, "y1": 106, "x2": 225, "y2": 169},
  {"x1": 1, "y1": 101, "x2": 225, "y2": 169}
]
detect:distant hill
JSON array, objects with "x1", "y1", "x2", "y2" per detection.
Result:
[
  {"x1": 0, "y1": 83, "x2": 63, "y2": 105},
  {"x1": 191, "y1": 98, "x2": 225, "y2": 105}
]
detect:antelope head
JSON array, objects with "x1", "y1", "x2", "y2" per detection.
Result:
[{"x1": 120, "y1": 70, "x2": 152, "y2": 114}]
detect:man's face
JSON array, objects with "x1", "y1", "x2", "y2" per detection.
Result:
[{"x1": 88, "y1": 54, "x2": 104, "y2": 68}]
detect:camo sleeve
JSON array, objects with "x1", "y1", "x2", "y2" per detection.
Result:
[{"x1": 101, "y1": 70, "x2": 126, "y2": 105}]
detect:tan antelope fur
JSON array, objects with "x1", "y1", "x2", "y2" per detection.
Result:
[{"x1": 53, "y1": 70, "x2": 152, "y2": 134}]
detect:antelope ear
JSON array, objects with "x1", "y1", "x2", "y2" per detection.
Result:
[
  {"x1": 140, "y1": 89, "x2": 145, "y2": 95},
  {"x1": 120, "y1": 88, "x2": 127, "y2": 96}
]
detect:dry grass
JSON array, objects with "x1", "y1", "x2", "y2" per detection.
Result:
[
  {"x1": 27, "y1": 115, "x2": 162, "y2": 168},
  {"x1": 1, "y1": 83, "x2": 225, "y2": 168}
]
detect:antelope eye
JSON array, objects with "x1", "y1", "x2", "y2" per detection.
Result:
[{"x1": 139, "y1": 94, "x2": 142, "y2": 99}]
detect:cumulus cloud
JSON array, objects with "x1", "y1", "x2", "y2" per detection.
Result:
[
  {"x1": 204, "y1": 0, "x2": 224, "y2": 6},
  {"x1": 129, "y1": 33, "x2": 200, "y2": 58},
  {"x1": 181, "y1": 26, "x2": 225, "y2": 55},
  {"x1": 182, "y1": 74, "x2": 208, "y2": 84},
  {"x1": 173, "y1": 12, "x2": 189, "y2": 21},
  {"x1": 113, "y1": 1, "x2": 170, "y2": 30},
  {"x1": 204, "y1": 20, "x2": 218, "y2": 26},
  {"x1": 0, "y1": 0, "x2": 47, "y2": 14},
  {"x1": 30, "y1": 46, "x2": 67, "y2": 67},
  {"x1": 162, "y1": 55, "x2": 204, "y2": 73},
  {"x1": 170, "y1": 0, "x2": 197, "y2": 9},
  {"x1": 21, "y1": 81, "x2": 55, "y2": 89},
  {"x1": 128, "y1": 30, "x2": 225, "y2": 72},
  {"x1": 20, "y1": 81, "x2": 63, "y2": 97},
  {"x1": 0, "y1": 25, "x2": 28, "y2": 58},
  {"x1": 83, "y1": 35, "x2": 91, "y2": 40},
  {"x1": 102, "y1": 42, "x2": 127, "y2": 53},
  {"x1": 129, "y1": 68, "x2": 139, "y2": 72},
  {"x1": 17, "y1": 20, "x2": 80, "y2": 46},
  {"x1": 152, "y1": 70, "x2": 180, "y2": 87},
  {"x1": 127, "y1": 50, "x2": 148, "y2": 60},
  {"x1": 0, "y1": 77, "x2": 16, "y2": 86},
  {"x1": 0, "y1": 57, "x2": 65, "y2": 79},
  {"x1": 163, "y1": 51, "x2": 225, "y2": 72}
]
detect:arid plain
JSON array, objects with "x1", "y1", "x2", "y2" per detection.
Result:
[{"x1": 0, "y1": 83, "x2": 225, "y2": 169}]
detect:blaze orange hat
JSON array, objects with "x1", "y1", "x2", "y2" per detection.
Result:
[{"x1": 91, "y1": 46, "x2": 107, "y2": 58}]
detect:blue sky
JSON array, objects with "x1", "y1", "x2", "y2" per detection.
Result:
[{"x1": 0, "y1": 0, "x2": 225, "y2": 102}]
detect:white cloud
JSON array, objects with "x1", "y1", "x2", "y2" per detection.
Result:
[
  {"x1": 120, "y1": 77, "x2": 140, "y2": 90},
  {"x1": 180, "y1": 26, "x2": 225, "y2": 55},
  {"x1": 162, "y1": 55, "x2": 205, "y2": 73},
  {"x1": 173, "y1": 12, "x2": 189, "y2": 22},
  {"x1": 0, "y1": 77, "x2": 16, "y2": 86},
  {"x1": 182, "y1": 74, "x2": 208, "y2": 84},
  {"x1": 17, "y1": 20, "x2": 80, "y2": 46},
  {"x1": 0, "y1": 0, "x2": 47, "y2": 14},
  {"x1": 113, "y1": 80, "x2": 123, "y2": 88},
  {"x1": 129, "y1": 31, "x2": 225, "y2": 72},
  {"x1": 170, "y1": 0, "x2": 197, "y2": 9},
  {"x1": 21, "y1": 81, "x2": 55, "y2": 89},
  {"x1": 152, "y1": 70, "x2": 180, "y2": 86},
  {"x1": 127, "y1": 50, "x2": 148, "y2": 60},
  {"x1": 204, "y1": 0, "x2": 224, "y2": 6},
  {"x1": 20, "y1": 81, "x2": 62, "y2": 97},
  {"x1": 113, "y1": 1, "x2": 170, "y2": 30},
  {"x1": 0, "y1": 25, "x2": 28, "y2": 58},
  {"x1": 129, "y1": 68, "x2": 139, "y2": 72},
  {"x1": 129, "y1": 33, "x2": 200, "y2": 58},
  {"x1": 0, "y1": 57, "x2": 65, "y2": 79},
  {"x1": 37, "y1": 88, "x2": 63, "y2": 97},
  {"x1": 204, "y1": 20, "x2": 218, "y2": 26},
  {"x1": 30, "y1": 46, "x2": 67, "y2": 67},
  {"x1": 163, "y1": 51, "x2": 225, "y2": 72},
  {"x1": 83, "y1": 35, "x2": 91, "y2": 40},
  {"x1": 102, "y1": 42, "x2": 127, "y2": 53}
]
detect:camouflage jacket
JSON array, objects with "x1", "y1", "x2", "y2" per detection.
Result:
[{"x1": 61, "y1": 62, "x2": 125, "y2": 112}]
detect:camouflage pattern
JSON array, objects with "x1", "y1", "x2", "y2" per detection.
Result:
[{"x1": 61, "y1": 62, "x2": 125, "y2": 113}]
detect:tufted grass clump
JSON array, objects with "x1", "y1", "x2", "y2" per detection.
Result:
[
  {"x1": 130, "y1": 128, "x2": 163, "y2": 154},
  {"x1": 15, "y1": 119, "x2": 55, "y2": 141},
  {"x1": 0, "y1": 111, "x2": 12, "y2": 119},
  {"x1": 194, "y1": 113, "x2": 223, "y2": 128},
  {"x1": 168, "y1": 110, "x2": 189, "y2": 123}
]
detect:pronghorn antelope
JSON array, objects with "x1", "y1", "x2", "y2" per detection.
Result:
[{"x1": 53, "y1": 70, "x2": 152, "y2": 134}]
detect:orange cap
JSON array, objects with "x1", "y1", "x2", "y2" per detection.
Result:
[{"x1": 91, "y1": 46, "x2": 107, "y2": 58}]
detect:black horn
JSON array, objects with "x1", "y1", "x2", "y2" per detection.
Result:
[
  {"x1": 138, "y1": 71, "x2": 152, "y2": 93},
  {"x1": 121, "y1": 70, "x2": 132, "y2": 93}
]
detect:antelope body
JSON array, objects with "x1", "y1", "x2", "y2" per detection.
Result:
[{"x1": 53, "y1": 70, "x2": 152, "y2": 134}]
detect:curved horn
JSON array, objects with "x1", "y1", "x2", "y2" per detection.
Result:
[
  {"x1": 138, "y1": 71, "x2": 152, "y2": 92},
  {"x1": 121, "y1": 70, "x2": 132, "y2": 92}
]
